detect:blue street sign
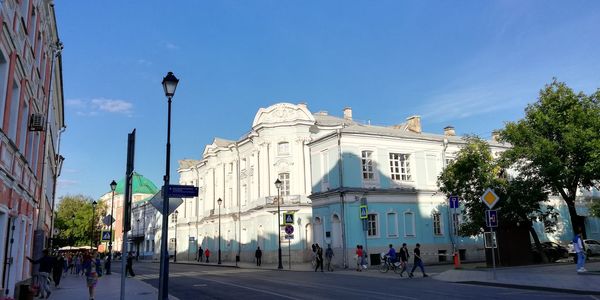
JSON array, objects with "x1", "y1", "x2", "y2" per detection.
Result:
[
  {"x1": 449, "y1": 196, "x2": 460, "y2": 209},
  {"x1": 167, "y1": 184, "x2": 199, "y2": 198},
  {"x1": 485, "y1": 210, "x2": 498, "y2": 228},
  {"x1": 101, "y1": 230, "x2": 112, "y2": 241},
  {"x1": 359, "y1": 205, "x2": 368, "y2": 219}
]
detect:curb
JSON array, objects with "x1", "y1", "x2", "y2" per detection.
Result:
[{"x1": 456, "y1": 281, "x2": 600, "y2": 295}]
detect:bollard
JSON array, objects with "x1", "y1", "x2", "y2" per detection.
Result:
[{"x1": 453, "y1": 252, "x2": 462, "y2": 269}]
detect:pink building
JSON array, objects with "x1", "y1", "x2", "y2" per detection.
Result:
[{"x1": 0, "y1": 0, "x2": 64, "y2": 297}]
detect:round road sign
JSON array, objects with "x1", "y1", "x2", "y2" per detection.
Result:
[{"x1": 284, "y1": 225, "x2": 294, "y2": 234}]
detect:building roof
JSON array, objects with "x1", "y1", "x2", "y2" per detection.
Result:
[{"x1": 114, "y1": 172, "x2": 159, "y2": 195}]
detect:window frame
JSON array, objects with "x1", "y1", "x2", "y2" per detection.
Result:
[
  {"x1": 278, "y1": 172, "x2": 290, "y2": 196},
  {"x1": 404, "y1": 211, "x2": 416, "y2": 237},
  {"x1": 367, "y1": 213, "x2": 379, "y2": 238},
  {"x1": 432, "y1": 211, "x2": 443, "y2": 236},
  {"x1": 389, "y1": 152, "x2": 412, "y2": 182},
  {"x1": 386, "y1": 212, "x2": 398, "y2": 238},
  {"x1": 361, "y1": 150, "x2": 375, "y2": 181},
  {"x1": 277, "y1": 141, "x2": 290, "y2": 156}
]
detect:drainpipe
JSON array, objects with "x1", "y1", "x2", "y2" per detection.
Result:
[
  {"x1": 336, "y1": 129, "x2": 347, "y2": 268},
  {"x1": 236, "y1": 143, "x2": 241, "y2": 264}
]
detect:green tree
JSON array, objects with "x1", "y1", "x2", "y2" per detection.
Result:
[
  {"x1": 437, "y1": 137, "x2": 557, "y2": 260},
  {"x1": 54, "y1": 194, "x2": 106, "y2": 247},
  {"x1": 499, "y1": 80, "x2": 600, "y2": 237},
  {"x1": 591, "y1": 201, "x2": 600, "y2": 218}
]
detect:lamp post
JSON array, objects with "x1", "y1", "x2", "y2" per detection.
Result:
[
  {"x1": 91, "y1": 200, "x2": 97, "y2": 250},
  {"x1": 136, "y1": 218, "x2": 141, "y2": 261},
  {"x1": 158, "y1": 71, "x2": 179, "y2": 300},
  {"x1": 174, "y1": 210, "x2": 179, "y2": 263},
  {"x1": 107, "y1": 180, "x2": 117, "y2": 274},
  {"x1": 274, "y1": 179, "x2": 283, "y2": 269},
  {"x1": 217, "y1": 198, "x2": 222, "y2": 264}
]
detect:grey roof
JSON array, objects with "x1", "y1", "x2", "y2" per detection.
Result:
[
  {"x1": 213, "y1": 137, "x2": 235, "y2": 147},
  {"x1": 179, "y1": 159, "x2": 201, "y2": 169},
  {"x1": 340, "y1": 122, "x2": 463, "y2": 142},
  {"x1": 313, "y1": 113, "x2": 355, "y2": 126}
]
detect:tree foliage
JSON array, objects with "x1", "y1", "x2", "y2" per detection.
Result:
[
  {"x1": 437, "y1": 137, "x2": 557, "y2": 237},
  {"x1": 499, "y1": 80, "x2": 600, "y2": 235},
  {"x1": 54, "y1": 194, "x2": 106, "y2": 247}
]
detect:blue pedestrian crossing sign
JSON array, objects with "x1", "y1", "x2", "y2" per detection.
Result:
[
  {"x1": 101, "y1": 230, "x2": 112, "y2": 241},
  {"x1": 283, "y1": 212, "x2": 294, "y2": 225},
  {"x1": 359, "y1": 205, "x2": 368, "y2": 219}
]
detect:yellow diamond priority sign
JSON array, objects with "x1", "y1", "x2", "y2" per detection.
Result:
[{"x1": 481, "y1": 188, "x2": 500, "y2": 209}]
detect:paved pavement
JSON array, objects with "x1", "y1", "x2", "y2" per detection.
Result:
[
  {"x1": 47, "y1": 271, "x2": 179, "y2": 300},
  {"x1": 42, "y1": 259, "x2": 599, "y2": 299}
]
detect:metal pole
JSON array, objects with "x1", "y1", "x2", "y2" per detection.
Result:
[
  {"x1": 218, "y1": 203, "x2": 222, "y2": 264},
  {"x1": 277, "y1": 187, "x2": 283, "y2": 269},
  {"x1": 288, "y1": 240, "x2": 291, "y2": 269},
  {"x1": 91, "y1": 204, "x2": 96, "y2": 249},
  {"x1": 491, "y1": 227, "x2": 496, "y2": 280},
  {"x1": 174, "y1": 221, "x2": 177, "y2": 263},
  {"x1": 108, "y1": 190, "x2": 114, "y2": 274},
  {"x1": 158, "y1": 95, "x2": 172, "y2": 300}
]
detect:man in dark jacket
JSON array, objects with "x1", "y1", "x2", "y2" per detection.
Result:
[
  {"x1": 126, "y1": 252, "x2": 135, "y2": 277},
  {"x1": 27, "y1": 249, "x2": 55, "y2": 299},
  {"x1": 409, "y1": 243, "x2": 428, "y2": 278},
  {"x1": 399, "y1": 243, "x2": 410, "y2": 277},
  {"x1": 255, "y1": 247, "x2": 263, "y2": 266}
]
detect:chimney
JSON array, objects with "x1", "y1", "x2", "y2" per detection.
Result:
[
  {"x1": 406, "y1": 115, "x2": 422, "y2": 134},
  {"x1": 444, "y1": 126, "x2": 456, "y2": 136},
  {"x1": 491, "y1": 130, "x2": 501, "y2": 142},
  {"x1": 298, "y1": 102, "x2": 308, "y2": 110},
  {"x1": 343, "y1": 107, "x2": 353, "y2": 120}
]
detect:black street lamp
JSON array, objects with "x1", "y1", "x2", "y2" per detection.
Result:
[
  {"x1": 107, "y1": 180, "x2": 117, "y2": 274},
  {"x1": 91, "y1": 200, "x2": 97, "y2": 250},
  {"x1": 217, "y1": 198, "x2": 222, "y2": 264},
  {"x1": 159, "y1": 71, "x2": 179, "y2": 300},
  {"x1": 274, "y1": 179, "x2": 283, "y2": 270}
]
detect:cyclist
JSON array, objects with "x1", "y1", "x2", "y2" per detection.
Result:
[{"x1": 386, "y1": 244, "x2": 397, "y2": 265}]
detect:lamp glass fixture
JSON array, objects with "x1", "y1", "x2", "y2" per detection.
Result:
[
  {"x1": 162, "y1": 71, "x2": 179, "y2": 97},
  {"x1": 217, "y1": 198, "x2": 223, "y2": 206},
  {"x1": 110, "y1": 180, "x2": 117, "y2": 192},
  {"x1": 274, "y1": 178, "x2": 282, "y2": 189}
]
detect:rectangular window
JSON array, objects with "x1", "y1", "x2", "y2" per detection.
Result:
[
  {"x1": 367, "y1": 214, "x2": 377, "y2": 237},
  {"x1": 361, "y1": 150, "x2": 374, "y2": 180},
  {"x1": 433, "y1": 212, "x2": 442, "y2": 236},
  {"x1": 320, "y1": 150, "x2": 329, "y2": 188},
  {"x1": 171, "y1": 213, "x2": 177, "y2": 224},
  {"x1": 277, "y1": 142, "x2": 289, "y2": 155},
  {"x1": 228, "y1": 162, "x2": 233, "y2": 174},
  {"x1": 242, "y1": 184, "x2": 247, "y2": 206},
  {"x1": 452, "y1": 213, "x2": 460, "y2": 236},
  {"x1": 8, "y1": 81, "x2": 21, "y2": 141},
  {"x1": 404, "y1": 212, "x2": 415, "y2": 237},
  {"x1": 0, "y1": 51, "x2": 9, "y2": 126},
  {"x1": 389, "y1": 153, "x2": 411, "y2": 181},
  {"x1": 241, "y1": 158, "x2": 247, "y2": 170},
  {"x1": 278, "y1": 172, "x2": 290, "y2": 196},
  {"x1": 19, "y1": 100, "x2": 29, "y2": 151},
  {"x1": 387, "y1": 213, "x2": 398, "y2": 237}
]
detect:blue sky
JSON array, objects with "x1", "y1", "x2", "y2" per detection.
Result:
[{"x1": 55, "y1": 1, "x2": 600, "y2": 199}]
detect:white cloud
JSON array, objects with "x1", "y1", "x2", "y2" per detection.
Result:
[
  {"x1": 137, "y1": 59, "x2": 152, "y2": 66},
  {"x1": 66, "y1": 97, "x2": 134, "y2": 117},
  {"x1": 163, "y1": 41, "x2": 180, "y2": 50},
  {"x1": 57, "y1": 179, "x2": 78, "y2": 188},
  {"x1": 91, "y1": 98, "x2": 133, "y2": 114}
]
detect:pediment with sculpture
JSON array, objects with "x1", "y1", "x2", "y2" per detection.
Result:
[{"x1": 252, "y1": 103, "x2": 315, "y2": 128}]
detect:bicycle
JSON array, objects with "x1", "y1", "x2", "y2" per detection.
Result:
[{"x1": 379, "y1": 255, "x2": 402, "y2": 274}]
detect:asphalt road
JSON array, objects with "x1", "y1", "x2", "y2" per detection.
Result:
[{"x1": 133, "y1": 263, "x2": 592, "y2": 300}]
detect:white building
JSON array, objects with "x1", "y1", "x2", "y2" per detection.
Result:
[{"x1": 177, "y1": 103, "x2": 352, "y2": 263}]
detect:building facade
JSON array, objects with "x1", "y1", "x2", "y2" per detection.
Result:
[
  {"x1": 176, "y1": 103, "x2": 351, "y2": 264},
  {"x1": 0, "y1": 0, "x2": 64, "y2": 296},
  {"x1": 98, "y1": 172, "x2": 159, "y2": 258}
]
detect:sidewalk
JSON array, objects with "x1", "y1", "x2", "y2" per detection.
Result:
[
  {"x1": 49, "y1": 272, "x2": 179, "y2": 300},
  {"x1": 434, "y1": 261, "x2": 600, "y2": 295}
]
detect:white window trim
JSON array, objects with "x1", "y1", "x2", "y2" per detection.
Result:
[
  {"x1": 389, "y1": 152, "x2": 414, "y2": 183},
  {"x1": 277, "y1": 141, "x2": 291, "y2": 156},
  {"x1": 367, "y1": 212, "x2": 380, "y2": 239},
  {"x1": 403, "y1": 211, "x2": 416, "y2": 237},
  {"x1": 360, "y1": 149, "x2": 379, "y2": 186},
  {"x1": 432, "y1": 211, "x2": 444, "y2": 236},
  {"x1": 386, "y1": 212, "x2": 398, "y2": 238}
]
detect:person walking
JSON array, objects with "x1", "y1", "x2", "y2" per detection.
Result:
[
  {"x1": 26, "y1": 249, "x2": 55, "y2": 299},
  {"x1": 355, "y1": 245, "x2": 363, "y2": 271},
  {"x1": 74, "y1": 254, "x2": 82, "y2": 275},
  {"x1": 205, "y1": 248, "x2": 211, "y2": 263},
  {"x1": 126, "y1": 252, "x2": 135, "y2": 277},
  {"x1": 53, "y1": 253, "x2": 65, "y2": 288},
  {"x1": 198, "y1": 246, "x2": 204, "y2": 262},
  {"x1": 83, "y1": 253, "x2": 99, "y2": 300},
  {"x1": 325, "y1": 245, "x2": 334, "y2": 271},
  {"x1": 104, "y1": 254, "x2": 112, "y2": 275},
  {"x1": 574, "y1": 232, "x2": 587, "y2": 273},
  {"x1": 314, "y1": 244, "x2": 324, "y2": 272},
  {"x1": 409, "y1": 243, "x2": 428, "y2": 278},
  {"x1": 255, "y1": 247, "x2": 263, "y2": 266},
  {"x1": 399, "y1": 243, "x2": 410, "y2": 277}
]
